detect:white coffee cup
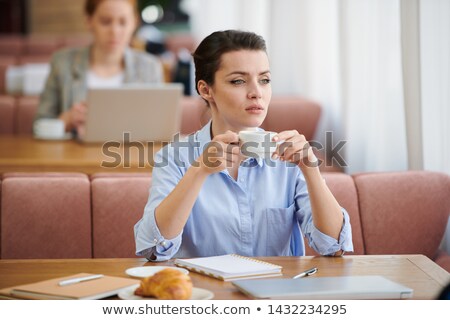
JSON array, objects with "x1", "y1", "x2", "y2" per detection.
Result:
[
  {"x1": 238, "y1": 130, "x2": 278, "y2": 159},
  {"x1": 33, "y1": 119, "x2": 65, "y2": 139}
]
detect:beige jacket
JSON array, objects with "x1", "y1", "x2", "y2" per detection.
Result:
[{"x1": 36, "y1": 46, "x2": 164, "y2": 120}]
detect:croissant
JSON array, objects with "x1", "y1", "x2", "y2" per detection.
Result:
[{"x1": 134, "y1": 268, "x2": 192, "y2": 300}]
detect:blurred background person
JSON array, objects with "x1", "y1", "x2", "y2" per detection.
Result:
[{"x1": 35, "y1": 0, "x2": 164, "y2": 136}]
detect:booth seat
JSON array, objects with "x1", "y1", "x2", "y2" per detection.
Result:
[
  {"x1": 91, "y1": 175, "x2": 152, "y2": 258},
  {"x1": 1, "y1": 171, "x2": 449, "y2": 272},
  {"x1": 0, "y1": 36, "x2": 24, "y2": 56},
  {"x1": 0, "y1": 34, "x2": 91, "y2": 57},
  {"x1": 0, "y1": 95, "x2": 15, "y2": 134},
  {"x1": 0, "y1": 56, "x2": 17, "y2": 94},
  {"x1": 16, "y1": 96, "x2": 39, "y2": 134},
  {"x1": 0, "y1": 96, "x2": 39, "y2": 134},
  {"x1": 0, "y1": 174, "x2": 91, "y2": 259}
]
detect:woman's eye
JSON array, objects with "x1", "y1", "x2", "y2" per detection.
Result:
[
  {"x1": 99, "y1": 18, "x2": 111, "y2": 25},
  {"x1": 260, "y1": 78, "x2": 271, "y2": 84},
  {"x1": 119, "y1": 18, "x2": 128, "y2": 27},
  {"x1": 230, "y1": 79, "x2": 245, "y2": 85}
]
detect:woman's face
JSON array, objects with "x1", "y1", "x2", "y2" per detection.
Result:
[
  {"x1": 206, "y1": 49, "x2": 272, "y2": 132},
  {"x1": 87, "y1": 0, "x2": 136, "y2": 54}
]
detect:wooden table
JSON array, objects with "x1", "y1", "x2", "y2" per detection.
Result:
[
  {"x1": 0, "y1": 135, "x2": 163, "y2": 174},
  {"x1": 0, "y1": 255, "x2": 448, "y2": 300}
]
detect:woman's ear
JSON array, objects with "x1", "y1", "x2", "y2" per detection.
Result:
[{"x1": 197, "y1": 80, "x2": 213, "y2": 103}]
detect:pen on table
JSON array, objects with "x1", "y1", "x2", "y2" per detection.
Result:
[
  {"x1": 292, "y1": 267, "x2": 318, "y2": 279},
  {"x1": 58, "y1": 274, "x2": 104, "y2": 286}
]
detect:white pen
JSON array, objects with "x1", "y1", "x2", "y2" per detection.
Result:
[
  {"x1": 58, "y1": 274, "x2": 104, "y2": 286},
  {"x1": 292, "y1": 267, "x2": 318, "y2": 279}
]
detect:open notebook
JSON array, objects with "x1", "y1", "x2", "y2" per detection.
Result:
[
  {"x1": 174, "y1": 254, "x2": 282, "y2": 281},
  {"x1": 0, "y1": 273, "x2": 139, "y2": 300}
]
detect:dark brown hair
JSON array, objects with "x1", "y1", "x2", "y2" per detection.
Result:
[
  {"x1": 84, "y1": 0, "x2": 138, "y2": 17},
  {"x1": 192, "y1": 30, "x2": 267, "y2": 96}
]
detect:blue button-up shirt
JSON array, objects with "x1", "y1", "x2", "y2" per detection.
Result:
[{"x1": 134, "y1": 121, "x2": 353, "y2": 261}]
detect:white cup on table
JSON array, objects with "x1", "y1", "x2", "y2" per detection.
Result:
[{"x1": 33, "y1": 119, "x2": 65, "y2": 140}]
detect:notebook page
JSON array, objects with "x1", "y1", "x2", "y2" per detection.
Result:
[{"x1": 175, "y1": 254, "x2": 282, "y2": 277}]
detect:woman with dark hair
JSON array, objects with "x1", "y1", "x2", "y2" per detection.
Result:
[
  {"x1": 135, "y1": 30, "x2": 353, "y2": 260},
  {"x1": 35, "y1": 0, "x2": 163, "y2": 136}
]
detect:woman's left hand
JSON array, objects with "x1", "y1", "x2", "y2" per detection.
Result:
[{"x1": 272, "y1": 130, "x2": 319, "y2": 170}]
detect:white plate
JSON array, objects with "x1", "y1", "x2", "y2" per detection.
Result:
[
  {"x1": 125, "y1": 266, "x2": 189, "y2": 278},
  {"x1": 118, "y1": 284, "x2": 214, "y2": 300}
]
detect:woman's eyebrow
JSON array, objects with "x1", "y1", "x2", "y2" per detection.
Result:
[{"x1": 225, "y1": 70, "x2": 271, "y2": 76}]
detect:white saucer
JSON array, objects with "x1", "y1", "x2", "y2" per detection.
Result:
[
  {"x1": 125, "y1": 266, "x2": 189, "y2": 278},
  {"x1": 118, "y1": 284, "x2": 214, "y2": 300}
]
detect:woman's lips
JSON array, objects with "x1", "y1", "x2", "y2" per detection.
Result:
[{"x1": 245, "y1": 105, "x2": 264, "y2": 114}]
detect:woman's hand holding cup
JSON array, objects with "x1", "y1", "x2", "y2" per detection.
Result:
[
  {"x1": 59, "y1": 101, "x2": 87, "y2": 132},
  {"x1": 272, "y1": 130, "x2": 318, "y2": 169},
  {"x1": 198, "y1": 131, "x2": 240, "y2": 175}
]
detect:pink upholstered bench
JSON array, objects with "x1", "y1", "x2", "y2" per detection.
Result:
[
  {"x1": 0, "y1": 95, "x2": 15, "y2": 134},
  {"x1": 1, "y1": 173, "x2": 91, "y2": 259},
  {"x1": 0, "y1": 171, "x2": 448, "y2": 273},
  {"x1": 91, "y1": 175, "x2": 151, "y2": 258}
]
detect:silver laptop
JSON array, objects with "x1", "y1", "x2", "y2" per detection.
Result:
[
  {"x1": 232, "y1": 276, "x2": 413, "y2": 299},
  {"x1": 81, "y1": 83, "x2": 183, "y2": 143}
]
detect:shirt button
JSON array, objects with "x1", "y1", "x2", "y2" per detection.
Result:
[
  {"x1": 153, "y1": 238, "x2": 158, "y2": 244},
  {"x1": 160, "y1": 241, "x2": 167, "y2": 247},
  {"x1": 239, "y1": 177, "x2": 244, "y2": 182}
]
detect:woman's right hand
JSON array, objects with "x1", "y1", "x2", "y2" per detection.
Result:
[
  {"x1": 197, "y1": 130, "x2": 240, "y2": 175},
  {"x1": 59, "y1": 102, "x2": 87, "y2": 132}
]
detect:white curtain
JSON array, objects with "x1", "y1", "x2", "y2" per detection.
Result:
[
  {"x1": 420, "y1": 0, "x2": 450, "y2": 175},
  {"x1": 271, "y1": 0, "x2": 409, "y2": 173},
  {"x1": 268, "y1": 0, "x2": 346, "y2": 149},
  {"x1": 340, "y1": 0, "x2": 408, "y2": 173},
  {"x1": 184, "y1": 0, "x2": 450, "y2": 249}
]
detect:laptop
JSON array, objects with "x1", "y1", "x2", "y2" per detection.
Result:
[
  {"x1": 232, "y1": 276, "x2": 413, "y2": 300},
  {"x1": 81, "y1": 83, "x2": 183, "y2": 143}
]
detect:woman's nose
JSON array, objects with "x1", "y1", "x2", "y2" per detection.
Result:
[
  {"x1": 109, "y1": 23, "x2": 121, "y2": 36},
  {"x1": 247, "y1": 81, "x2": 262, "y2": 99}
]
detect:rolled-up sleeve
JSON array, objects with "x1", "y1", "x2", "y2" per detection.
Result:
[
  {"x1": 134, "y1": 146, "x2": 184, "y2": 261},
  {"x1": 303, "y1": 208, "x2": 353, "y2": 255},
  {"x1": 295, "y1": 172, "x2": 354, "y2": 256}
]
